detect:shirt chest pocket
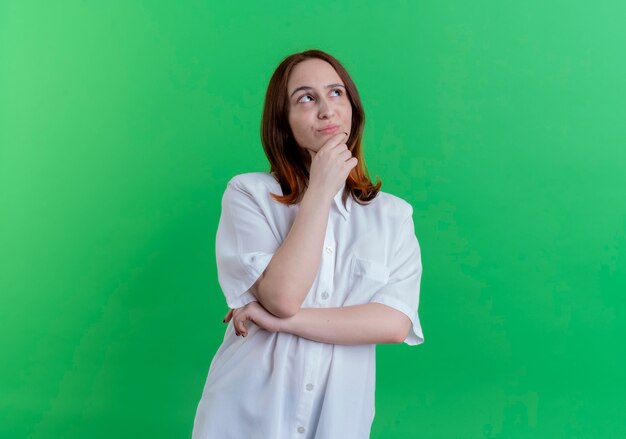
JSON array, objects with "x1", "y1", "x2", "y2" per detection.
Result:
[{"x1": 347, "y1": 257, "x2": 391, "y2": 303}]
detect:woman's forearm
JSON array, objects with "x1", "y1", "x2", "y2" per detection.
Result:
[
  {"x1": 279, "y1": 303, "x2": 412, "y2": 345},
  {"x1": 253, "y1": 133, "x2": 356, "y2": 318},
  {"x1": 253, "y1": 187, "x2": 331, "y2": 318}
]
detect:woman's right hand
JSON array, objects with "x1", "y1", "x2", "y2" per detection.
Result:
[{"x1": 307, "y1": 132, "x2": 358, "y2": 200}]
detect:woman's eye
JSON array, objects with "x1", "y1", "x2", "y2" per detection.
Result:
[
  {"x1": 298, "y1": 94, "x2": 314, "y2": 103},
  {"x1": 331, "y1": 88, "x2": 343, "y2": 97}
]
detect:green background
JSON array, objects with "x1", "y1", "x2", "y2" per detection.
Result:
[{"x1": 1, "y1": 1, "x2": 625, "y2": 437}]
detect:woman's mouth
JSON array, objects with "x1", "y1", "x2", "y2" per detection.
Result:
[{"x1": 317, "y1": 125, "x2": 340, "y2": 135}]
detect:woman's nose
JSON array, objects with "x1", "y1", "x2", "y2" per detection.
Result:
[{"x1": 317, "y1": 98, "x2": 336, "y2": 119}]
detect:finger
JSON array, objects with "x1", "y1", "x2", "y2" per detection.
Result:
[
  {"x1": 232, "y1": 318, "x2": 237, "y2": 334},
  {"x1": 232, "y1": 309, "x2": 244, "y2": 335},
  {"x1": 223, "y1": 309, "x2": 233, "y2": 323},
  {"x1": 346, "y1": 157, "x2": 358, "y2": 169},
  {"x1": 235, "y1": 315, "x2": 247, "y2": 337},
  {"x1": 240, "y1": 318, "x2": 249, "y2": 337},
  {"x1": 337, "y1": 148, "x2": 353, "y2": 162},
  {"x1": 230, "y1": 311, "x2": 240, "y2": 335},
  {"x1": 328, "y1": 131, "x2": 349, "y2": 149},
  {"x1": 319, "y1": 131, "x2": 349, "y2": 153}
]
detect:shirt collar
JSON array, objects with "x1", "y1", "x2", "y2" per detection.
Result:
[{"x1": 333, "y1": 184, "x2": 352, "y2": 221}]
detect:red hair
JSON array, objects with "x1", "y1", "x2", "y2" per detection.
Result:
[{"x1": 261, "y1": 49, "x2": 381, "y2": 205}]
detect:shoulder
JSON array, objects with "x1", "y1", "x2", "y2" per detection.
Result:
[
  {"x1": 368, "y1": 190, "x2": 414, "y2": 221},
  {"x1": 226, "y1": 172, "x2": 281, "y2": 197}
]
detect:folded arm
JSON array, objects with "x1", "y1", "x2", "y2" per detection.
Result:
[{"x1": 226, "y1": 301, "x2": 412, "y2": 345}]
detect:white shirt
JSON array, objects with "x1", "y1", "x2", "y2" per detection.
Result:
[{"x1": 192, "y1": 172, "x2": 423, "y2": 439}]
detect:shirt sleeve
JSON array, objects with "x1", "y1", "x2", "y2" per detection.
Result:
[
  {"x1": 215, "y1": 177, "x2": 280, "y2": 309},
  {"x1": 370, "y1": 206, "x2": 424, "y2": 346}
]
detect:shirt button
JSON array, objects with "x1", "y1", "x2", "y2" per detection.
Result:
[
  {"x1": 325, "y1": 246, "x2": 334, "y2": 254},
  {"x1": 298, "y1": 426, "x2": 306, "y2": 434},
  {"x1": 306, "y1": 383, "x2": 314, "y2": 391},
  {"x1": 321, "y1": 292, "x2": 329, "y2": 300}
]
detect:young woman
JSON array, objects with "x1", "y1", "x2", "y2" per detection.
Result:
[{"x1": 192, "y1": 49, "x2": 424, "y2": 439}]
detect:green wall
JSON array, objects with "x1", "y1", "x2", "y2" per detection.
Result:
[{"x1": 1, "y1": 1, "x2": 625, "y2": 437}]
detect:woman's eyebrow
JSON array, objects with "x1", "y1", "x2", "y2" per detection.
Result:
[{"x1": 290, "y1": 83, "x2": 345, "y2": 98}]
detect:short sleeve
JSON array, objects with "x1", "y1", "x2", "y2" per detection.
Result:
[
  {"x1": 215, "y1": 177, "x2": 280, "y2": 308},
  {"x1": 370, "y1": 206, "x2": 424, "y2": 345}
]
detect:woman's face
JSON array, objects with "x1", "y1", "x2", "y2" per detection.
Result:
[{"x1": 287, "y1": 58, "x2": 352, "y2": 153}]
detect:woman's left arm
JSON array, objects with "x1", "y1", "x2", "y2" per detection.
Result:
[{"x1": 225, "y1": 302, "x2": 411, "y2": 345}]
